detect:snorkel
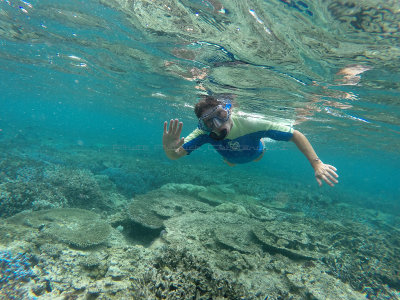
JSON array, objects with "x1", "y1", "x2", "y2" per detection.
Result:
[
  {"x1": 209, "y1": 128, "x2": 228, "y2": 140},
  {"x1": 198, "y1": 100, "x2": 232, "y2": 140}
]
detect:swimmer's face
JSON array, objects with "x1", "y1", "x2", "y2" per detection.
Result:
[
  {"x1": 200, "y1": 105, "x2": 233, "y2": 137},
  {"x1": 212, "y1": 114, "x2": 233, "y2": 136}
]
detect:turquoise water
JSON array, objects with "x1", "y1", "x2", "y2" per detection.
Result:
[{"x1": 1, "y1": 0, "x2": 399, "y2": 299}]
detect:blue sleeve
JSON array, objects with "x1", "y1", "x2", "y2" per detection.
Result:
[
  {"x1": 182, "y1": 130, "x2": 210, "y2": 154},
  {"x1": 264, "y1": 129, "x2": 293, "y2": 141}
]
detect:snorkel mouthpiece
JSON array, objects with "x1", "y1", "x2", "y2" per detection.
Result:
[{"x1": 209, "y1": 128, "x2": 228, "y2": 140}]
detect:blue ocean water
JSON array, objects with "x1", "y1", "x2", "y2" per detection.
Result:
[{"x1": 1, "y1": 0, "x2": 400, "y2": 298}]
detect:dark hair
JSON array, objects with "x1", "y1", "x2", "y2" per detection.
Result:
[{"x1": 194, "y1": 95, "x2": 235, "y2": 118}]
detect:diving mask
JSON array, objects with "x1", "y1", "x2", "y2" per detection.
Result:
[{"x1": 198, "y1": 103, "x2": 232, "y2": 132}]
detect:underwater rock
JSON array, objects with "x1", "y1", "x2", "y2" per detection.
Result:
[
  {"x1": 81, "y1": 252, "x2": 106, "y2": 269},
  {"x1": 197, "y1": 184, "x2": 260, "y2": 208},
  {"x1": 45, "y1": 220, "x2": 111, "y2": 249},
  {"x1": 244, "y1": 204, "x2": 282, "y2": 222},
  {"x1": 39, "y1": 243, "x2": 63, "y2": 259},
  {"x1": 0, "y1": 250, "x2": 35, "y2": 299},
  {"x1": 197, "y1": 184, "x2": 236, "y2": 205},
  {"x1": 128, "y1": 189, "x2": 212, "y2": 229},
  {"x1": 252, "y1": 218, "x2": 332, "y2": 261},
  {"x1": 0, "y1": 222, "x2": 32, "y2": 246},
  {"x1": 163, "y1": 211, "x2": 262, "y2": 255},
  {"x1": 214, "y1": 202, "x2": 250, "y2": 217},
  {"x1": 319, "y1": 220, "x2": 400, "y2": 296},
  {"x1": 100, "y1": 167, "x2": 157, "y2": 197},
  {"x1": 159, "y1": 183, "x2": 207, "y2": 196},
  {"x1": 253, "y1": 226, "x2": 315, "y2": 261},
  {"x1": 162, "y1": 204, "x2": 333, "y2": 259},
  {"x1": 81, "y1": 252, "x2": 109, "y2": 280},
  {"x1": 150, "y1": 245, "x2": 251, "y2": 299},
  {"x1": 44, "y1": 166, "x2": 113, "y2": 210},
  {"x1": 0, "y1": 180, "x2": 67, "y2": 218},
  {"x1": 0, "y1": 165, "x2": 118, "y2": 218},
  {"x1": 284, "y1": 266, "x2": 366, "y2": 300},
  {"x1": 7, "y1": 208, "x2": 112, "y2": 248},
  {"x1": 214, "y1": 220, "x2": 261, "y2": 254}
]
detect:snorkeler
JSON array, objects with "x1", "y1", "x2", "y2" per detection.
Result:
[{"x1": 162, "y1": 95, "x2": 338, "y2": 187}]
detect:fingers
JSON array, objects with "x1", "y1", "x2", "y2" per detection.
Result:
[
  {"x1": 326, "y1": 172, "x2": 339, "y2": 184},
  {"x1": 322, "y1": 166, "x2": 339, "y2": 181},
  {"x1": 318, "y1": 172, "x2": 338, "y2": 187},
  {"x1": 176, "y1": 121, "x2": 183, "y2": 137},
  {"x1": 166, "y1": 119, "x2": 183, "y2": 136},
  {"x1": 328, "y1": 167, "x2": 339, "y2": 178},
  {"x1": 316, "y1": 164, "x2": 339, "y2": 187},
  {"x1": 172, "y1": 119, "x2": 178, "y2": 134},
  {"x1": 168, "y1": 119, "x2": 173, "y2": 134},
  {"x1": 326, "y1": 164, "x2": 337, "y2": 172},
  {"x1": 163, "y1": 121, "x2": 168, "y2": 134},
  {"x1": 325, "y1": 164, "x2": 338, "y2": 179},
  {"x1": 324, "y1": 165, "x2": 339, "y2": 186},
  {"x1": 321, "y1": 174, "x2": 335, "y2": 187}
]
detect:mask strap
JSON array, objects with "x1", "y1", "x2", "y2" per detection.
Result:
[
  {"x1": 218, "y1": 98, "x2": 231, "y2": 110},
  {"x1": 199, "y1": 105, "x2": 222, "y2": 120}
]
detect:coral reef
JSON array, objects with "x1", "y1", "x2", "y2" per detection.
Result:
[
  {"x1": 0, "y1": 161, "x2": 124, "y2": 218},
  {"x1": 100, "y1": 167, "x2": 160, "y2": 197},
  {"x1": 0, "y1": 250, "x2": 34, "y2": 284},
  {"x1": 0, "y1": 250, "x2": 35, "y2": 299},
  {"x1": 0, "y1": 181, "x2": 399, "y2": 299},
  {"x1": 7, "y1": 208, "x2": 112, "y2": 249},
  {"x1": 127, "y1": 188, "x2": 212, "y2": 229},
  {"x1": 0, "y1": 145, "x2": 399, "y2": 299}
]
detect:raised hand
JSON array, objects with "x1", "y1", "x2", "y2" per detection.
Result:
[{"x1": 163, "y1": 119, "x2": 184, "y2": 152}]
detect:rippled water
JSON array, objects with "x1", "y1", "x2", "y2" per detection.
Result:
[
  {"x1": 1, "y1": 0, "x2": 399, "y2": 195},
  {"x1": 2, "y1": 0, "x2": 399, "y2": 146}
]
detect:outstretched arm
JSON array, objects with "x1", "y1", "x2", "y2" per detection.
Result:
[
  {"x1": 163, "y1": 119, "x2": 187, "y2": 160},
  {"x1": 290, "y1": 130, "x2": 339, "y2": 187}
]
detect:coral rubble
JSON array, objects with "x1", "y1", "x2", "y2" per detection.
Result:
[{"x1": 1, "y1": 182, "x2": 398, "y2": 299}]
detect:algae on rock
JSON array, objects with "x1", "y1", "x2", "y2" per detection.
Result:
[
  {"x1": 128, "y1": 189, "x2": 212, "y2": 229},
  {"x1": 7, "y1": 208, "x2": 112, "y2": 248}
]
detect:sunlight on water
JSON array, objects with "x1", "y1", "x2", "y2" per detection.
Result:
[{"x1": 1, "y1": 0, "x2": 399, "y2": 151}]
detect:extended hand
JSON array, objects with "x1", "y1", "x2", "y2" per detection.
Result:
[
  {"x1": 314, "y1": 162, "x2": 339, "y2": 187},
  {"x1": 163, "y1": 119, "x2": 184, "y2": 152}
]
